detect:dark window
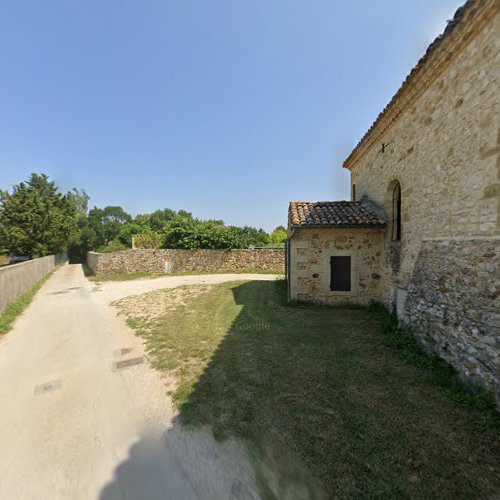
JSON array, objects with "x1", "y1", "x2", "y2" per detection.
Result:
[
  {"x1": 330, "y1": 256, "x2": 351, "y2": 291},
  {"x1": 392, "y1": 182, "x2": 402, "y2": 241}
]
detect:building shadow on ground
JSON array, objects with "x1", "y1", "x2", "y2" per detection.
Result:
[
  {"x1": 99, "y1": 424, "x2": 261, "y2": 500},
  {"x1": 99, "y1": 281, "x2": 328, "y2": 499},
  {"x1": 99, "y1": 280, "x2": 500, "y2": 499}
]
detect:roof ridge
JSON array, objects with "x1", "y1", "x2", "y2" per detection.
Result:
[
  {"x1": 343, "y1": 0, "x2": 498, "y2": 169},
  {"x1": 289, "y1": 200, "x2": 356, "y2": 204}
]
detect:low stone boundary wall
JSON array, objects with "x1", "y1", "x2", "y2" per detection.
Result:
[
  {"x1": 0, "y1": 255, "x2": 57, "y2": 314},
  {"x1": 405, "y1": 236, "x2": 500, "y2": 403},
  {"x1": 87, "y1": 248, "x2": 285, "y2": 276}
]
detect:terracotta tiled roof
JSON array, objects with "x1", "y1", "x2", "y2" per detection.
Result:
[
  {"x1": 289, "y1": 201, "x2": 386, "y2": 228},
  {"x1": 343, "y1": 0, "x2": 494, "y2": 169}
]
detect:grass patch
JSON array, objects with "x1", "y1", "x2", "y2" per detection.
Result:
[
  {"x1": 0, "y1": 254, "x2": 9, "y2": 267},
  {"x1": 118, "y1": 280, "x2": 500, "y2": 499},
  {"x1": 0, "y1": 268, "x2": 56, "y2": 334},
  {"x1": 373, "y1": 305, "x2": 499, "y2": 426}
]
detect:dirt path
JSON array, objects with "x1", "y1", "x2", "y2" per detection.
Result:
[
  {"x1": 93, "y1": 272, "x2": 282, "y2": 304},
  {"x1": 0, "y1": 264, "x2": 262, "y2": 499}
]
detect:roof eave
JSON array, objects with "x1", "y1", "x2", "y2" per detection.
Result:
[
  {"x1": 342, "y1": 0, "x2": 495, "y2": 170},
  {"x1": 290, "y1": 223, "x2": 386, "y2": 229}
]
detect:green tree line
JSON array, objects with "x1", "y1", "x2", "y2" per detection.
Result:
[{"x1": 0, "y1": 173, "x2": 287, "y2": 262}]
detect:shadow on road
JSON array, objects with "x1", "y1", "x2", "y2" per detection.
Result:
[{"x1": 99, "y1": 423, "x2": 259, "y2": 500}]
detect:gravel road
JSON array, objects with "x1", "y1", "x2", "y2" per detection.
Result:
[
  {"x1": 0, "y1": 264, "x2": 270, "y2": 499},
  {"x1": 93, "y1": 272, "x2": 282, "y2": 303}
]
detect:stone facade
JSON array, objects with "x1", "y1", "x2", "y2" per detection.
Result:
[
  {"x1": 87, "y1": 248, "x2": 284, "y2": 276},
  {"x1": 289, "y1": 228, "x2": 384, "y2": 305},
  {"x1": 405, "y1": 236, "x2": 500, "y2": 401},
  {"x1": 288, "y1": 2, "x2": 500, "y2": 399},
  {"x1": 348, "y1": 5, "x2": 500, "y2": 307}
]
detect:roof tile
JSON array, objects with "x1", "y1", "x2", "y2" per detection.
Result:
[{"x1": 288, "y1": 201, "x2": 386, "y2": 228}]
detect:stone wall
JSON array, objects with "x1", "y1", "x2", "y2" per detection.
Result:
[
  {"x1": 0, "y1": 255, "x2": 57, "y2": 313},
  {"x1": 343, "y1": 7, "x2": 500, "y2": 400},
  {"x1": 87, "y1": 248, "x2": 285, "y2": 276},
  {"x1": 287, "y1": 5, "x2": 500, "y2": 400},
  {"x1": 289, "y1": 228, "x2": 384, "y2": 305},
  {"x1": 350, "y1": 8, "x2": 500, "y2": 300},
  {"x1": 405, "y1": 236, "x2": 500, "y2": 401}
]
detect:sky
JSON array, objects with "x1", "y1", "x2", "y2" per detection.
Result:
[{"x1": 0, "y1": 0, "x2": 464, "y2": 231}]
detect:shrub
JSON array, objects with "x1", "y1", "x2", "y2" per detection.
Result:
[
  {"x1": 268, "y1": 226, "x2": 287, "y2": 245},
  {"x1": 96, "y1": 239, "x2": 128, "y2": 253},
  {"x1": 117, "y1": 223, "x2": 151, "y2": 247},
  {"x1": 134, "y1": 232, "x2": 164, "y2": 249},
  {"x1": 162, "y1": 218, "x2": 270, "y2": 249},
  {"x1": 163, "y1": 218, "x2": 238, "y2": 249}
]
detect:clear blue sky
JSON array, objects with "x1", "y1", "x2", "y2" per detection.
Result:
[{"x1": 0, "y1": 0, "x2": 463, "y2": 231}]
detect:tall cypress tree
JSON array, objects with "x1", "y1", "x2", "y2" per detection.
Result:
[{"x1": 0, "y1": 173, "x2": 78, "y2": 258}]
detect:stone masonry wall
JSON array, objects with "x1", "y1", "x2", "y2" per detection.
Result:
[
  {"x1": 289, "y1": 228, "x2": 384, "y2": 305},
  {"x1": 351, "y1": 10, "x2": 500, "y2": 299},
  {"x1": 347, "y1": 8, "x2": 500, "y2": 400},
  {"x1": 405, "y1": 237, "x2": 500, "y2": 402},
  {"x1": 87, "y1": 248, "x2": 284, "y2": 275}
]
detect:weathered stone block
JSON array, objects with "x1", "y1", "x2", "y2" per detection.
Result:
[{"x1": 405, "y1": 237, "x2": 500, "y2": 402}]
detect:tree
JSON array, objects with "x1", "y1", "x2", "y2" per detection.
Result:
[
  {"x1": 268, "y1": 226, "x2": 287, "y2": 245},
  {"x1": 0, "y1": 173, "x2": 78, "y2": 258},
  {"x1": 88, "y1": 205, "x2": 132, "y2": 247},
  {"x1": 133, "y1": 232, "x2": 164, "y2": 249},
  {"x1": 161, "y1": 218, "x2": 267, "y2": 249},
  {"x1": 117, "y1": 223, "x2": 151, "y2": 247},
  {"x1": 134, "y1": 208, "x2": 192, "y2": 232},
  {"x1": 67, "y1": 188, "x2": 95, "y2": 262},
  {"x1": 163, "y1": 218, "x2": 234, "y2": 249},
  {"x1": 67, "y1": 188, "x2": 89, "y2": 217},
  {"x1": 230, "y1": 226, "x2": 269, "y2": 247}
]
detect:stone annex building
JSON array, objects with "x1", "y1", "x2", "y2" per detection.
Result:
[{"x1": 286, "y1": 0, "x2": 499, "y2": 400}]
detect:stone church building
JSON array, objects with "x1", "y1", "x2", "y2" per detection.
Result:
[{"x1": 286, "y1": 0, "x2": 499, "y2": 399}]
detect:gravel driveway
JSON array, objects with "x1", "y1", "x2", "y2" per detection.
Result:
[{"x1": 93, "y1": 272, "x2": 283, "y2": 303}]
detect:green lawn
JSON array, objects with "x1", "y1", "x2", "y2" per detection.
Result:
[
  {"x1": 0, "y1": 254, "x2": 10, "y2": 267},
  {"x1": 115, "y1": 280, "x2": 500, "y2": 499}
]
